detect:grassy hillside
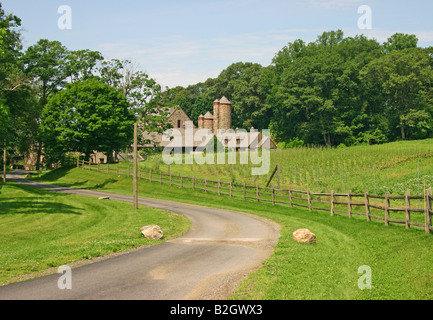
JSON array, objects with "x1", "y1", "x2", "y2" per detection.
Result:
[
  {"x1": 124, "y1": 138, "x2": 433, "y2": 196},
  {"x1": 30, "y1": 167, "x2": 433, "y2": 300}
]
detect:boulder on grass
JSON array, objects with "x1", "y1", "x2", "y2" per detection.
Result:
[
  {"x1": 293, "y1": 228, "x2": 316, "y2": 244},
  {"x1": 141, "y1": 224, "x2": 164, "y2": 240}
]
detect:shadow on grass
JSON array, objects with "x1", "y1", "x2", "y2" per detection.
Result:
[
  {"x1": 0, "y1": 183, "x2": 83, "y2": 216},
  {"x1": 32, "y1": 167, "x2": 120, "y2": 190},
  {"x1": 91, "y1": 179, "x2": 118, "y2": 189},
  {"x1": 32, "y1": 167, "x2": 74, "y2": 182}
]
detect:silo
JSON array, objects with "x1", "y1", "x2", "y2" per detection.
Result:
[
  {"x1": 203, "y1": 111, "x2": 214, "y2": 131},
  {"x1": 198, "y1": 114, "x2": 204, "y2": 129},
  {"x1": 219, "y1": 96, "x2": 232, "y2": 131}
]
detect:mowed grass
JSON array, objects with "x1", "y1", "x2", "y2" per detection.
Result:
[
  {"x1": 0, "y1": 182, "x2": 190, "y2": 285},
  {"x1": 31, "y1": 167, "x2": 433, "y2": 300}
]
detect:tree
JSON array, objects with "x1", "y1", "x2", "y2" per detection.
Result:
[
  {"x1": 64, "y1": 49, "x2": 104, "y2": 82},
  {"x1": 383, "y1": 33, "x2": 418, "y2": 53},
  {"x1": 361, "y1": 45, "x2": 433, "y2": 140},
  {"x1": 22, "y1": 40, "x2": 69, "y2": 106},
  {"x1": 268, "y1": 31, "x2": 384, "y2": 146},
  {"x1": 22, "y1": 39, "x2": 104, "y2": 169},
  {"x1": 21, "y1": 39, "x2": 69, "y2": 169},
  {"x1": 0, "y1": 3, "x2": 37, "y2": 177},
  {"x1": 99, "y1": 59, "x2": 173, "y2": 144},
  {"x1": 39, "y1": 78, "x2": 135, "y2": 162}
]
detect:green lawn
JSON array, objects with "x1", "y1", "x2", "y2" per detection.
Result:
[
  {"x1": 30, "y1": 167, "x2": 433, "y2": 300},
  {"x1": 0, "y1": 182, "x2": 190, "y2": 285}
]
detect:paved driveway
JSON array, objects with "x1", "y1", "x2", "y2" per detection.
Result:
[{"x1": 0, "y1": 171, "x2": 280, "y2": 300}]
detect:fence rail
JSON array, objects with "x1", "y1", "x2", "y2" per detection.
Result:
[{"x1": 78, "y1": 160, "x2": 433, "y2": 234}]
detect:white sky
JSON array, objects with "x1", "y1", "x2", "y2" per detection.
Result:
[{"x1": 3, "y1": 0, "x2": 433, "y2": 88}]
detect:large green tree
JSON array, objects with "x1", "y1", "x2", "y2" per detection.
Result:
[
  {"x1": 361, "y1": 45, "x2": 433, "y2": 140},
  {"x1": 99, "y1": 59, "x2": 173, "y2": 144},
  {"x1": 0, "y1": 3, "x2": 36, "y2": 176},
  {"x1": 269, "y1": 31, "x2": 383, "y2": 146},
  {"x1": 39, "y1": 78, "x2": 135, "y2": 162},
  {"x1": 22, "y1": 39, "x2": 103, "y2": 168}
]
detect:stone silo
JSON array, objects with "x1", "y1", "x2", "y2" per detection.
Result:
[
  {"x1": 203, "y1": 111, "x2": 214, "y2": 131},
  {"x1": 198, "y1": 114, "x2": 204, "y2": 129},
  {"x1": 218, "y1": 96, "x2": 232, "y2": 131}
]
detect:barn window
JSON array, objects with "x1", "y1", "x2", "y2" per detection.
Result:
[{"x1": 177, "y1": 120, "x2": 181, "y2": 128}]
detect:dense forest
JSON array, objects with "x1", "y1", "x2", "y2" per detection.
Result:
[{"x1": 162, "y1": 30, "x2": 433, "y2": 147}]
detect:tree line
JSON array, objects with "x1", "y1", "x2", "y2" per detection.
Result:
[
  {"x1": 162, "y1": 30, "x2": 433, "y2": 148},
  {"x1": 0, "y1": 4, "x2": 170, "y2": 170}
]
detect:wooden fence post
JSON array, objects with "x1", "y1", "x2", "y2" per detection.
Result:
[
  {"x1": 330, "y1": 190, "x2": 335, "y2": 216},
  {"x1": 347, "y1": 190, "x2": 352, "y2": 218},
  {"x1": 193, "y1": 176, "x2": 195, "y2": 190},
  {"x1": 307, "y1": 189, "x2": 311, "y2": 212},
  {"x1": 229, "y1": 181, "x2": 232, "y2": 198},
  {"x1": 149, "y1": 169, "x2": 152, "y2": 182},
  {"x1": 272, "y1": 187, "x2": 275, "y2": 205},
  {"x1": 181, "y1": 175, "x2": 183, "y2": 188},
  {"x1": 405, "y1": 190, "x2": 410, "y2": 229},
  {"x1": 204, "y1": 178, "x2": 207, "y2": 192},
  {"x1": 289, "y1": 186, "x2": 293, "y2": 208},
  {"x1": 218, "y1": 179, "x2": 221, "y2": 196},
  {"x1": 243, "y1": 183, "x2": 246, "y2": 200},
  {"x1": 364, "y1": 190, "x2": 371, "y2": 222},
  {"x1": 385, "y1": 192, "x2": 390, "y2": 226},
  {"x1": 427, "y1": 188, "x2": 433, "y2": 233},
  {"x1": 425, "y1": 188, "x2": 432, "y2": 234},
  {"x1": 256, "y1": 184, "x2": 259, "y2": 203}
]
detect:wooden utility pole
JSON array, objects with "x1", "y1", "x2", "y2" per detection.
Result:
[{"x1": 133, "y1": 122, "x2": 138, "y2": 210}]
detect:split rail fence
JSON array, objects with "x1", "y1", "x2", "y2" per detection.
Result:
[{"x1": 79, "y1": 160, "x2": 433, "y2": 234}]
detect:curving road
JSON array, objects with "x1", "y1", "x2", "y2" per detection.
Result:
[{"x1": 0, "y1": 171, "x2": 280, "y2": 300}]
